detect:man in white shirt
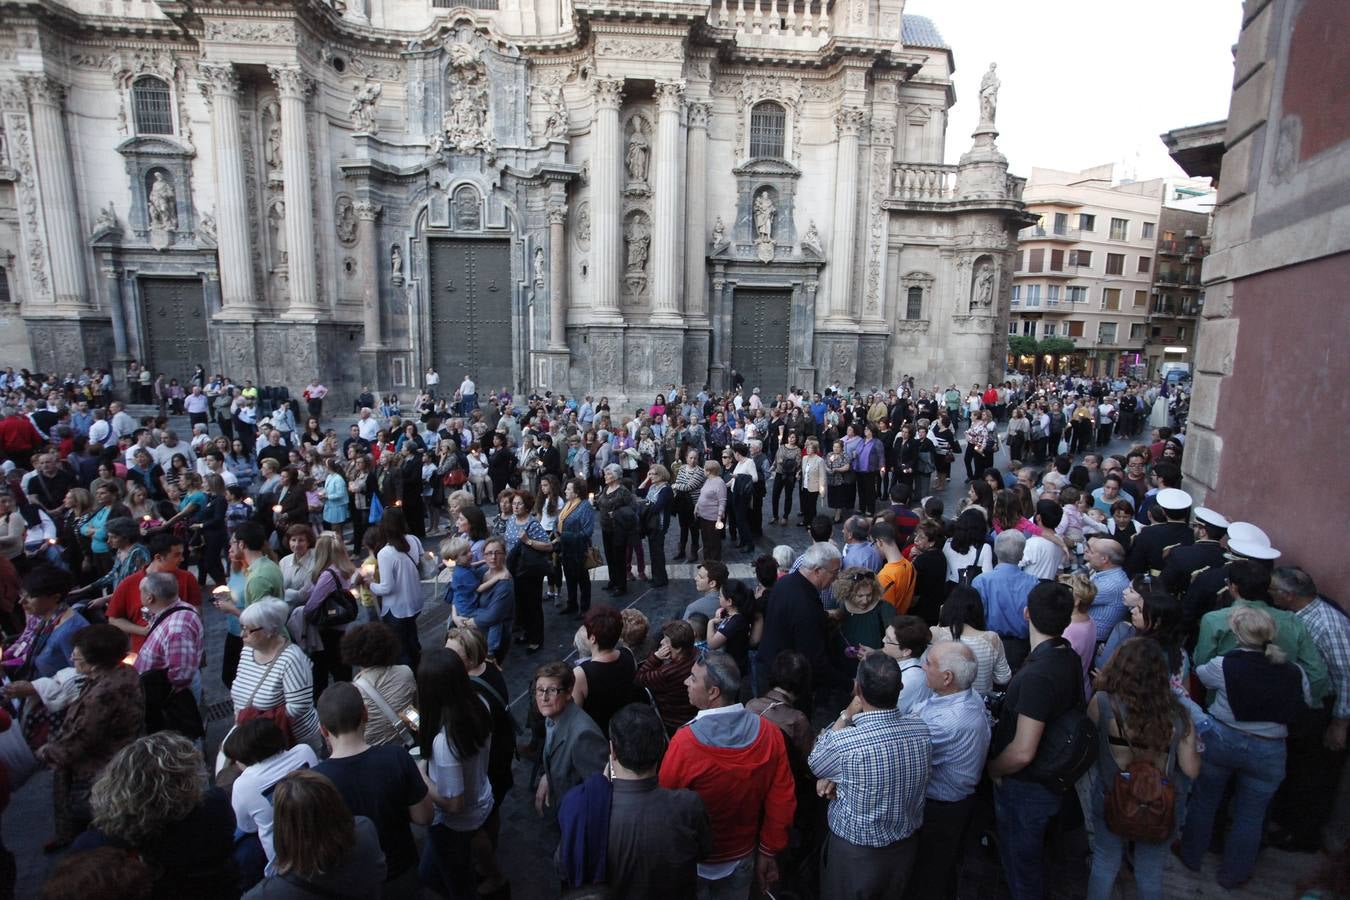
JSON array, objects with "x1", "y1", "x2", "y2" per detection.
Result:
[
  {"x1": 304, "y1": 381, "x2": 328, "y2": 420},
  {"x1": 748, "y1": 388, "x2": 763, "y2": 412},
  {"x1": 459, "y1": 375, "x2": 477, "y2": 411},
  {"x1": 154, "y1": 430, "x2": 196, "y2": 470},
  {"x1": 425, "y1": 366, "x2": 440, "y2": 392},
  {"x1": 357, "y1": 408, "x2": 380, "y2": 442},
  {"x1": 1021, "y1": 500, "x2": 1068, "y2": 579},
  {"x1": 226, "y1": 719, "x2": 320, "y2": 875},
  {"x1": 87, "y1": 409, "x2": 112, "y2": 448},
  {"x1": 109, "y1": 401, "x2": 138, "y2": 440}
]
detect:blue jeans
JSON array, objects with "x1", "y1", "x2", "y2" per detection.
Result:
[
  {"x1": 1086, "y1": 787, "x2": 1169, "y2": 900},
  {"x1": 382, "y1": 611, "x2": 422, "y2": 671},
  {"x1": 1179, "y1": 719, "x2": 1285, "y2": 887},
  {"x1": 994, "y1": 777, "x2": 1064, "y2": 900},
  {"x1": 697, "y1": 854, "x2": 754, "y2": 900}
]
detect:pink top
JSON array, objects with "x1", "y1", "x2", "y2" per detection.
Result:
[{"x1": 1062, "y1": 618, "x2": 1096, "y2": 698}]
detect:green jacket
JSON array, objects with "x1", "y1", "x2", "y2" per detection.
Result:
[{"x1": 1194, "y1": 598, "x2": 1329, "y2": 702}]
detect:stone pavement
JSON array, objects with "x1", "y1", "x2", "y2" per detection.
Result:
[{"x1": 2, "y1": 419, "x2": 1323, "y2": 898}]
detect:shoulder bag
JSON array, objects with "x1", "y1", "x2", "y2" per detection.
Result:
[
  {"x1": 353, "y1": 676, "x2": 417, "y2": 750},
  {"x1": 309, "y1": 567, "x2": 359, "y2": 629},
  {"x1": 235, "y1": 645, "x2": 296, "y2": 748}
]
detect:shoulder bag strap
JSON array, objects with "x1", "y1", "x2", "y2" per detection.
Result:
[
  {"x1": 244, "y1": 643, "x2": 288, "y2": 710},
  {"x1": 353, "y1": 676, "x2": 413, "y2": 740},
  {"x1": 144, "y1": 604, "x2": 194, "y2": 638}
]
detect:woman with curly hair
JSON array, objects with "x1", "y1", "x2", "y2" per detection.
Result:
[
  {"x1": 341, "y1": 622, "x2": 416, "y2": 748},
  {"x1": 1086, "y1": 637, "x2": 1201, "y2": 900},
  {"x1": 72, "y1": 733, "x2": 237, "y2": 899}
]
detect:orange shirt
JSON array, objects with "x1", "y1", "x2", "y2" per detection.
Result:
[{"x1": 878, "y1": 558, "x2": 917, "y2": 615}]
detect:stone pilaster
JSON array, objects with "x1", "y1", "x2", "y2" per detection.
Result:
[
  {"x1": 825, "y1": 107, "x2": 865, "y2": 325},
  {"x1": 547, "y1": 203, "x2": 568, "y2": 349},
  {"x1": 21, "y1": 76, "x2": 87, "y2": 309},
  {"x1": 100, "y1": 264, "x2": 130, "y2": 365},
  {"x1": 684, "y1": 101, "x2": 711, "y2": 321},
  {"x1": 589, "y1": 78, "x2": 624, "y2": 322},
  {"x1": 269, "y1": 65, "x2": 319, "y2": 317},
  {"x1": 199, "y1": 63, "x2": 257, "y2": 312},
  {"x1": 650, "y1": 80, "x2": 684, "y2": 322},
  {"x1": 354, "y1": 201, "x2": 382, "y2": 348}
]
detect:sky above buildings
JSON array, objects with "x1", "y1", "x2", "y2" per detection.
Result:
[{"x1": 907, "y1": 0, "x2": 1242, "y2": 181}]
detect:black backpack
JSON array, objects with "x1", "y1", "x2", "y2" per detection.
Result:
[{"x1": 1022, "y1": 705, "x2": 1099, "y2": 793}]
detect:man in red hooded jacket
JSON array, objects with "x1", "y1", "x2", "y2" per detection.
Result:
[{"x1": 660, "y1": 649, "x2": 795, "y2": 897}]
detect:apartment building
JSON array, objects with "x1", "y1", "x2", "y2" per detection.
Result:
[
  {"x1": 1010, "y1": 165, "x2": 1210, "y2": 378},
  {"x1": 1146, "y1": 205, "x2": 1210, "y2": 377}
]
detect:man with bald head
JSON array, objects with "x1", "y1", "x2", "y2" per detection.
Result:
[
  {"x1": 906, "y1": 640, "x2": 990, "y2": 897},
  {"x1": 1086, "y1": 537, "x2": 1130, "y2": 641}
]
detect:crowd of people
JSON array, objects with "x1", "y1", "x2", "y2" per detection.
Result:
[{"x1": 0, "y1": 359, "x2": 1343, "y2": 900}]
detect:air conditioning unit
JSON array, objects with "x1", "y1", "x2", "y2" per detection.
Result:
[{"x1": 1183, "y1": 230, "x2": 1197, "y2": 238}]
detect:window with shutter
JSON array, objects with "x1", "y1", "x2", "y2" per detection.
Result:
[{"x1": 132, "y1": 76, "x2": 174, "y2": 135}]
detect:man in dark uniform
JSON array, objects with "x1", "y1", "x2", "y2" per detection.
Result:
[
  {"x1": 1125, "y1": 487, "x2": 1193, "y2": 577},
  {"x1": 1182, "y1": 521, "x2": 1277, "y2": 648},
  {"x1": 1161, "y1": 506, "x2": 1228, "y2": 596}
]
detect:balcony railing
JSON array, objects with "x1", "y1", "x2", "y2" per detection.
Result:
[
  {"x1": 707, "y1": 0, "x2": 833, "y2": 49},
  {"x1": 891, "y1": 163, "x2": 958, "y2": 201},
  {"x1": 1151, "y1": 301, "x2": 1203, "y2": 317},
  {"x1": 1019, "y1": 225, "x2": 1081, "y2": 242},
  {"x1": 1154, "y1": 271, "x2": 1201, "y2": 287}
]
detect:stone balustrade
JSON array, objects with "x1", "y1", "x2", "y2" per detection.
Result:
[
  {"x1": 707, "y1": 0, "x2": 832, "y2": 48},
  {"x1": 890, "y1": 163, "x2": 958, "y2": 201}
]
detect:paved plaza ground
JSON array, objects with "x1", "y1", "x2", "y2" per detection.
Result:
[{"x1": 1, "y1": 416, "x2": 1322, "y2": 898}]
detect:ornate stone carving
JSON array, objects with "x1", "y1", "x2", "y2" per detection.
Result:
[
  {"x1": 687, "y1": 101, "x2": 711, "y2": 130},
  {"x1": 94, "y1": 201, "x2": 121, "y2": 235},
  {"x1": 198, "y1": 209, "x2": 216, "y2": 245},
  {"x1": 198, "y1": 62, "x2": 239, "y2": 101},
  {"x1": 592, "y1": 78, "x2": 624, "y2": 111},
  {"x1": 836, "y1": 107, "x2": 867, "y2": 138},
  {"x1": 21, "y1": 75, "x2": 65, "y2": 107},
  {"x1": 348, "y1": 79, "x2": 382, "y2": 134},
  {"x1": 801, "y1": 220, "x2": 822, "y2": 255},
  {"x1": 261, "y1": 99, "x2": 283, "y2": 178},
  {"x1": 439, "y1": 43, "x2": 491, "y2": 153},
  {"x1": 390, "y1": 244, "x2": 404, "y2": 282},
  {"x1": 592, "y1": 335, "x2": 621, "y2": 385},
  {"x1": 539, "y1": 81, "x2": 568, "y2": 140},
  {"x1": 268, "y1": 200, "x2": 287, "y2": 266},
  {"x1": 206, "y1": 20, "x2": 298, "y2": 45},
  {"x1": 533, "y1": 246, "x2": 545, "y2": 288},
  {"x1": 546, "y1": 204, "x2": 567, "y2": 226},
  {"x1": 655, "y1": 340, "x2": 679, "y2": 386},
  {"x1": 753, "y1": 189, "x2": 775, "y2": 262},
  {"x1": 596, "y1": 38, "x2": 683, "y2": 61},
  {"x1": 452, "y1": 185, "x2": 481, "y2": 230},
  {"x1": 353, "y1": 200, "x2": 380, "y2": 221},
  {"x1": 335, "y1": 196, "x2": 357, "y2": 245},
  {"x1": 655, "y1": 80, "x2": 685, "y2": 114},
  {"x1": 624, "y1": 213, "x2": 651, "y2": 277},
  {"x1": 7, "y1": 97, "x2": 51, "y2": 298},
  {"x1": 269, "y1": 65, "x2": 313, "y2": 101},
  {"x1": 863, "y1": 143, "x2": 890, "y2": 314},
  {"x1": 972, "y1": 258, "x2": 995, "y2": 309},
  {"x1": 573, "y1": 201, "x2": 591, "y2": 250},
  {"x1": 147, "y1": 171, "x2": 178, "y2": 249}
]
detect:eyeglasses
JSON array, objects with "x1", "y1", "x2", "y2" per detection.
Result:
[
  {"x1": 241, "y1": 625, "x2": 265, "y2": 636},
  {"x1": 534, "y1": 686, "x2": 564, "y2": 698}
]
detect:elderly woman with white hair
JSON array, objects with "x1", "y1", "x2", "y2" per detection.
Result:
[
  {"x1": 593, "y1": 463, "x2": 639, "y2": 598},
  {"x1": 230, "y1": 597, "x2": 321, "y2": 753}
]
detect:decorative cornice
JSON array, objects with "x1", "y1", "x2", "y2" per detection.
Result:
[
  {"x1": 654, "y1": 79, "x2": 685, "y2": 114},
  {"x1": 592, "y1": 77, "x2": 624, "y2": 111},
  {"x1": 268, "y1": 64, "x2": 314, "y2": 101}
]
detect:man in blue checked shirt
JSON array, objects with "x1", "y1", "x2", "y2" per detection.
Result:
[
  {"x1": 973, "y1": 530, "x2": 1040, "y2": 669},
  {"x1": 809, "y1": 652, "x2": 931, "y2": 899}
]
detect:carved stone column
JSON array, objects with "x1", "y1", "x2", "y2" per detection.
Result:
[
  {"x1": 825, "y1": 108, "x2": 865, "y2": 324},
  {"x1": 651, "y1": 80, "x2": 685, "y2": 322},
  {"x1": 590, "y1": 78, "x2": 624, "y2": 322},
  {"x1": 355, "y1": 201, "x2": 382, "y2": 348},
  {"x1": 269, "y1": 65, "x2": 319, "y2": 316},
  {"x1": 547, "y1": 203, "x2": 568, "y2": 349},
  {"x1": 101, "y1": 264, "x2": 130, "y2": 364},
  {"x1": 199, "y1": 64, "x2": 257, "y2": 311},
  {"x1": 684, "y1": 101, "x2": 711, "y2": 321},
  {"x1": 22, "y1": 76, "x2": 87, "y2": 308}
]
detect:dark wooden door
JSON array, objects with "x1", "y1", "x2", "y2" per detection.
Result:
[
  {"x1": 140, "y1": 277, "x2": 209, "y2": 380},
  {"x1": 427, "y1": 239, "x2": 514, "y2": 393},
  {"x1": 731, "y1": 288, "x2": 791, "y2": 398}
]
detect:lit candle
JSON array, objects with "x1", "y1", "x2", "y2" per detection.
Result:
[
  {"x1": 272, "y1": 504, "x2": 282, "y2": 514},
  {"x1": 715, "y1": 520, "x2": 725, "y2": 531},
  {"x1": 142, "y1": 515, "x2": 151, "y2": 522},
  {"x1": 395, "y1": 500, "x2": 403, "y2": 508},
  {"x1": 244, "y1": 497, "x2": 255, "y2": 506}
]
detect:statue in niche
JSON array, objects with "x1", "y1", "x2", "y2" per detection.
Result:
[
  {"x1": 542, "y1": 83, "x2": 568, "y2": 140},
  {"x1": 442, "y1": 43, "x2": 490, "y2": 151},
  {"x1": 348, "y1": 79, "x2": 382, "y2": 134},
  {"x1": 265, "y1": 115, "x2": 283, "y2": 173},
  {"x1": 711, "y1": 217, "x2": 725, "y2": 248},
  {"x1": 801, "y1": 220, "x2": 822, "y2": 255},
  {"x1": 269, "y1": 201, "x2": 288, "y2": 265},
  {"x1": 753, "y1": 191, "x2": 775, "y2": 243},
  {"x1": 335, "y1": 198, "x2": 357, "y2": 245},
  {"x1": 625, "y1": 120, "x2": 649, "y2": 184},
  {"x1": 625, "y1": 219, "x2": 650, "y2": 273},
  {"x1": 533, "y1": 247, "x2": 545, "y2": 288},
  {"x1": 391, "y1": 244, "x2": 403, "y2": 278},
  {"x1": 974, "y1": 262, "x2": 994, "y2": 308},
  {"x1": 978, "y1": 63, "x2": 1000, "y2": 126},
  {"x1": 148, "y1": 172, "x2": 178, "y2": 232}
]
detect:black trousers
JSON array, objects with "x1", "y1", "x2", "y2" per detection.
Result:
[
  {"x1": 675, "y1": 499, "x2": 700, "y2": 557},
  {"x1": 310, "y1": 627, "x2": 352, "y2": 703},
  {"x1": 698, "y1": 517, "x2": 722, "y2": 561},
  {"x1": 798, "y1": 488, "x2": 818, "y2": 525},
  {"x1": 561, "y1": 552, "x2": 592, "y2": 613},
  {"x1": 772, "y1": 476, "x2": 795, "y2": 519},
  {"x1": 602, "y1": 529, "x2": 629, "y2": 592},
  {"x1": 857, "y1": 472, "x2": 879, "y2": 515},
  {"x1": 647, "y1": 525, "x2": 669, "y2": 586},
  {"x1": 516, "y1": 572, "x2": 544, "y2": 647},
  {"x1": 732, "y1": 493, "x2": 754, "y2": 549},
  {"x1": 906, "y1": 794, "x2": 977, "y2": 900}
]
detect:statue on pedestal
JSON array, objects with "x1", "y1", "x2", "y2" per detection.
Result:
[
  {"x1": 978, "y1": 63, "x2": 1000, "y2": 127},
  {"x1": 148, "y1": 172, "x2": 177, "y2": 250},
  {"x1": 625, "y1": 120, "x2": 650, "y2": 186}
]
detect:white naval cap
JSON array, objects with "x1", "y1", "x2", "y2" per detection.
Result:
[
  {"x1": 1194, "y1": 507, "x2": 1229, "y2": 530},
  {"x1": 1155, "y1": 488, "x2": 1192, "y2": 512}
]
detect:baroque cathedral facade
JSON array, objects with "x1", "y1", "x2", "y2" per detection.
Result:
[{"x1": 0, "y1": 0, "x2": 1029, "y2": 404}]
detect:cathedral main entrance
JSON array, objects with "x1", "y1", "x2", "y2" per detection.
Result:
[
  {"x1": 426, "y1": 238, "x2": 514, "y2": 394},
  {"x1": 731, "y1": 288, "x2": 791, "y2": 398},
  {"x1": 139, "y1": 277, "x2": 209, "y2": 380}
]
